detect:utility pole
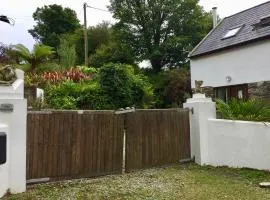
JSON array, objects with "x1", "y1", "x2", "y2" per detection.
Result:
[
  {"x1": 83, "y1": 3, "x2": 88, "y2": 66},
  {"x1": 83, "y1": 3, "x2": 109, "y2": 66}
]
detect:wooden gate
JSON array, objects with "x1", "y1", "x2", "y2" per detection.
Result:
[
  {"x1": 27, "y1": 111, "x2": 124, "y2": 180},
  {"x1": 125, "y1": 109, "x2": 190, "y2": 171},
  {"x1": 27, "y1": 109, "x2": 190, "y2": 180}
]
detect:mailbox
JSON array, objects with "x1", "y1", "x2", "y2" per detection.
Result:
[{"x1": 0, "y1": 132, "x2": 6, "y2": 165}]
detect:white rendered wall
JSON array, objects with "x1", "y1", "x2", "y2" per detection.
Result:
[
  {"x1": 207, "y1": 119, "x2": 270, "y2": 170},
  {"x1": 0, "y1": 124, "x2": 9, "y2": 197},
  {"x1": 0, "y1": 69, "x2": 27, "y2": 197},
  {"x1": 0, "y1": 99, "x2": 27, "y2": 194},
  {"x1": 191, "y1": 40, "x2": 270, "y2": 88}
]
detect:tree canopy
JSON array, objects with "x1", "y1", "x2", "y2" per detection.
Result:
[
  {"x1": 61, "y1": 22, "x2": 112, "y2": 65},
  {"x1": 28, "y1": 4, "x2": 81, "y2": 49},
  {"x1": 109, "y1": 0, "x2": 212, "y2": 72}
]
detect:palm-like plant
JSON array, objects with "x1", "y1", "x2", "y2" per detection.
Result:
[
  {"x1": 216, "y1": 98, "x2": 270, "y2": 122},
  {"x1": 13, "y1": 44, "x2": 54, "y2": 72}
]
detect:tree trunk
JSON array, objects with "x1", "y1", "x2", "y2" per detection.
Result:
[{"x1": 150, "y1": 58, "x2": 162, "y2": 73}]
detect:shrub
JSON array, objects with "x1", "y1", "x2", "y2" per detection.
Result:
[
  {"x1": 77, "y1": 83, "x2": 111, "y2": 110},
  {"x1": 45, "y1": 81, "x2": 80, "y2": 109},
  {"x1": 77, "y1": 66, "x2": 98, "y2": 75},
  {"x1": 27, "y1": 98, "x2": 48, "y2": 110},
  {"x1": 149, "y1": 69, "x2": 191, "y2": 108},
  {"x1": 44, "y1": 81, "x2": 110, "y2": 110},
  {"x1": 99, "y1": 63, "x2": 154, "y2": 109},
  {"x1": 216, "y1": 98, "x2": 270, "y2": 122}
]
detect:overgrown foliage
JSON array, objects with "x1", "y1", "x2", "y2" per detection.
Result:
[
  {"x1": 43, "y1": 64, "x2": 154, "y2": 110},
  {"x1": 216, "y1": 99, "x2": 270, "y2": 122},
  {"x1": 22, "y1": 1, "x2": 215, "y2": 110}
]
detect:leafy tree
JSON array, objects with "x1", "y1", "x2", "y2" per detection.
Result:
[
  {"x1": 58, "y1": 38, "x2": 76, "y2": 69},
  {"x1": 90, "y1": 42, "x2": 135, "y2": 67},
  {"x1": 62, "y1": 22, "x2": 112, "y2": 65},
  {"x1": 109, "y1": 0, "x2": 212, "y2": 72},
  {"x1": 13, "y1": 44, "x2": 54, "y2": 73},
  {"x1": 29, "y1": 4, "x2": 81, "y2": 49}
]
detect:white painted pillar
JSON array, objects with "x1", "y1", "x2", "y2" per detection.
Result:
[
  {"x1": 184, "y1": 93, "x2": 216, "y2": 165},
  {"x1": 0, "y1": 69, "x2": 27, "y2": 197}
]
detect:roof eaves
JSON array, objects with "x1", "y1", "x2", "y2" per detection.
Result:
[
  {"x1": 189, "y1": 35, "x2": 270, "y2": 59},
  {"x1": 189, "y1": 18, "x2": 225, "y2": 58}
]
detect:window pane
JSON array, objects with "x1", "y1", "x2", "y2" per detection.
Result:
[
  {"x1": 223, "y1": 27, "x2": 241, "y2": 39},
  {"x1": 215, "y1": 88, "x2": 227, "y2": 102}
]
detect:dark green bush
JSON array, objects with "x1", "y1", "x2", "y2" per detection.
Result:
[
  {"x1": 45, "y1": 81, "x2": 80, "y2": 109},
  {"x1": 77, "y1": 83, "x2": 111, "y2": 110},
  {"x1": 147, "y1": 69, "x2": 191, "y2": 108},
  {"x1": 216, "y1": 98, "x2": 270, "y2": 122},
  {"x1": 99, "y1": 63, "x2": 154, "y2": 109}
]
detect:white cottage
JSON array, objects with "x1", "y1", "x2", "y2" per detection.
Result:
[{"x1": 189, "y1": 2, "x2": 270, "y2": 101}]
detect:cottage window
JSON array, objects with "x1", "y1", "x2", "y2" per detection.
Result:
[{"x1": 214, "y1": 84, "x2": 248, "y2": 102}]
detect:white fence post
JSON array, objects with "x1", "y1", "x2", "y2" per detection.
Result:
[
  {"x1": 0, "y1": 69, "x2": 27, "y2": 197},
  {"x1": 184, "y1": 93, "x2": 216, "y2": 165}
]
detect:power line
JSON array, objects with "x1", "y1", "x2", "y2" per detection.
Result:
[{"x1": 86, "y1": 5, "x2": 110, "y2": 13}]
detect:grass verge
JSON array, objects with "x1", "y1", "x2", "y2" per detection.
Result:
[{"x1": 4, "y1": 163, "x2": 270, "y2": 200}]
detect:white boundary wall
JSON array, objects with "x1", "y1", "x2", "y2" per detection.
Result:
[
  {"x1": 0, "y1": 69, "x2": 27, "y2": 198},
  {"x1": 208, "y1": 119, "x2": 270, "y2": 170},
  {"x1": 184, "y1": 94, "x2": 270, "y2": 170}
]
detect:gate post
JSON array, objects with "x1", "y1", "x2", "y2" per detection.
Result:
[
  {"x1": 184, "y1": 94, "x2": 216, "y2": 165},
  {"x1": 0, "y1": 69, "x2": 27, "y2": 197}
]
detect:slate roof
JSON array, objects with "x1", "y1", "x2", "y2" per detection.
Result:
[{"x1": 189, "y1": 1, "x2": 270, "y2": 58}]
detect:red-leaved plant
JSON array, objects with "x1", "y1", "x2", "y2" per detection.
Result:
[{"x1": 43, "y1": 67, "x2": 92, "y2": 83}]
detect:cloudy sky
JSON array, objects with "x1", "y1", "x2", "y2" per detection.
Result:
[{"x1": 0, "y1": 0, "x2": 268, "y2": 48}]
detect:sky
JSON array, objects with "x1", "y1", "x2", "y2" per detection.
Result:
[{"x1": 0, "y1": 0, "x2": 269, "y2": 49}]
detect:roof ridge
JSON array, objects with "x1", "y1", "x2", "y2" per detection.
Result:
[
  {"x1": 224, "y1": 1, "x2": 270, "y2": 19},
  {"x1": 190, "y1": 1, "x2": 270, "y2": 58},
  {"x1": 188, "y1": 18, "x2": 224, "y2": 57}
]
